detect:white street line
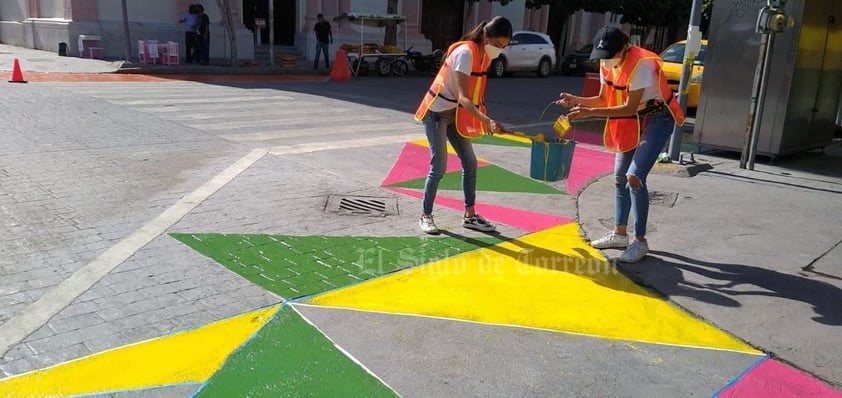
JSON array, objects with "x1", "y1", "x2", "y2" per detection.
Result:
[
  {"x1": 189, "y1": 113, "x2": 387, "y2": 131},
  {"x1": 0, "y1": 133, "x2": 424, "y2": 357},
  {"x1": 267, "y1": 133, "x2": 423, "y2": 155},
  {"x1": 225, "y1": 122, "x2": 418, "y2": 143},
  {"x1": 0, "y1": 149, "x2": 269, "y2": 357},
  {"x1": 109, "y1": 95, "x2": 286, "y2": 106}
]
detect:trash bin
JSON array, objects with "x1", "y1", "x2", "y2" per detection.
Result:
[
  {"x1": 530, "y1": 139, "x2": 576, "y2": 181},
  {"x1": 58, "y1": 42, "x2": 67, "y2": 56}
]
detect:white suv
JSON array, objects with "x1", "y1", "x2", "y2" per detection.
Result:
[{"x1": 489, "y1": 31, "x2": 556, "y2": 78}]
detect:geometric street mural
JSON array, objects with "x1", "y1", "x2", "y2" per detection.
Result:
[{"x1": 1, "y1": 136, "x2": 838, "y2": 397}]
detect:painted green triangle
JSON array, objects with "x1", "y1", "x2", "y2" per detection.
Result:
[
  {"x1": 473, "y1": 134, "x2": 531, "y2": 147},
  {"x1": 386, "y1": 164, "x2": 563, "y2": 194},
  {"x1": 171, "y1": 233, "x2": 503, "y2": 299},
  {"x1": 195, "y1": 305, "x2": 398, "y2": 397}
]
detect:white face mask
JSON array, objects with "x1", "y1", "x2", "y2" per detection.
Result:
[
  {"x1": 484, "y1": 44, "x2": 504, "y2": 60},
  {"x1": 602, "y1": 57, "x2": 621, "y2": 69}
]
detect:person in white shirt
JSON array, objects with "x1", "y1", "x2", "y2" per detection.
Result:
[
  {"x1": 414, "y1": 16, "x2": 513, "y2": 235},
  {"x1": 556, "y1": 25, "x2": 685, "y2": 263}
]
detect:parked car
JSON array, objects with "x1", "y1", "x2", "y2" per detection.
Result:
[
  {"x1": 659, "y1": 40, "x2": 708, "y2": 109},
  {"x1": 488, "y1": 31, "x2": 556, "y2": 78},
  {"x1": 559, "y1": 44, "x2": 599, "y2": 75}
]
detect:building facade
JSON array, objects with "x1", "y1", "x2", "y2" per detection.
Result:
[{"x1": 0, "y1": 0, "x2": 624, "y2": 64}]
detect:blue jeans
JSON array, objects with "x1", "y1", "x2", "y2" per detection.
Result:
[
  {"x1": 613, "y1": 108, "x2": 674, "y2": 236},
  {"x1": 421, "y1": 109, "x2": 478, "y2": 215},
  {"x1": 314, "y1": 42, "x2": 330, "y2": 68}
]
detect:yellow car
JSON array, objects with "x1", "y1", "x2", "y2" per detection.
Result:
[{"x1": 659, "y1": 40, "x2": 707, "y2": 109}]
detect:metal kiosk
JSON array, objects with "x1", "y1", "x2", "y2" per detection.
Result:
[
  {"x1": 693, "y1": 0, "x2": 842, "y2": 159},
  {"x1": 333, "y1": 13, "x2": 409, "y2": 77}
]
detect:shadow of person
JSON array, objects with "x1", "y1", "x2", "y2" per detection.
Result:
[
  {"x1": 612, "y1": 252, "x2": 743, "y2": 308},
  {"x1": 644, "y1": 250, "x2": 842, "y2": 326}
]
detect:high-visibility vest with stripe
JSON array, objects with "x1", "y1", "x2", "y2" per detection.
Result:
[
  {"x1": 602, "y1": 46, "x2": 685, "y2": 152},
  {"x1": 414, "y1": 41, "x2": 490, "y2": 138}
]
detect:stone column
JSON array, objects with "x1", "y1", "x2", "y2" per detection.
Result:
[
  {"x1": 478, "y1": 1, "x2": 492, "y2": 25},
  {"x1": 401, "y1": 0, "x2": 423, "y2": 39},
  {"x1": 176, "y1": 0, "x2": 192, "y2": 17},
  {"x1": 65, "y1": 0, "x2": 98, "y2": 21},
  {"x1": 540, "y1": 6, "x2": 549, "y2": 32},
  {"x1": 337, "y1": 0, "x2": 353, "y2": 34},
  {"x1": 522, "y1": 8, "x2": 531, "y2": 31},
  {"x1": 28, "y1": 0, "x2": 40, "y2": 18}
]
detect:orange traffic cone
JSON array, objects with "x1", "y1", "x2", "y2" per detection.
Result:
[
  {"x1": 8, "y1": 58, "x2": 27, "y2": 83},
  {"x1": 329, "y1": 49, "x2": 351, "y2": 81}
]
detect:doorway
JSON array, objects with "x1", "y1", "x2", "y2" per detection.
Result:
[
  {"x1": 420, "y1": 0, "x2": 463, "y2": 51},
  {"x1": 242, "y1": 0, "x2": 296, "y2": 46}
]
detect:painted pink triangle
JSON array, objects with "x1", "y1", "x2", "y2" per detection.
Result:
[
  {"x1": 718, "y1": 358, "x2": 842, "y2": 398},
  {"x1": 566, "y1": 145, "x2": 614, "y2": 195},
  {"x1": 386, "y1": 187, "x2": 573, "y2": 232},
  {"x1": 381, "y1": 142, "x2": 490, "y2": 187}
]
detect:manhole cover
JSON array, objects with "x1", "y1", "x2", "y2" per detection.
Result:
[
  {"x1": 325, "y1": 195, "x2": 398, "y2": 216},
  {"x1": 650, "y1": 191, "x2": 678, "y2": 207}
]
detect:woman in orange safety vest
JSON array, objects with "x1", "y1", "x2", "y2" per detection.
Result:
[
  {"x1": 414, "y1": 16, "x2": 512, "y2": 235},
  {"x1": 556, "y1": 25, "x2": 685, "y2": 263}
]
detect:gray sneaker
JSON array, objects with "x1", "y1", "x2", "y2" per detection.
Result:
[
  {"x1": 590, "y1": 231, "x2": 629, "y2": 249},
  {"x1": 419, "y1": 214, "x2": 440, "y2": 234},
  {"x1": 463, "y1": 214, "x2": 496, "y2": 232},
  {"x1": 618, "y1": 240, "x2": 649, "y2": 263}
]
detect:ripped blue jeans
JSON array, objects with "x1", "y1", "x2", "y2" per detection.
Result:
[
  {"x1": 421, "y1": 109, "x2": 478, "y2": 215},
  {"x1": 614, "y1": 108, "x2": 673, "y2": 237}
]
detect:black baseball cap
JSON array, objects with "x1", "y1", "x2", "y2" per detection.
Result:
[{"x1": 589, "y1": 26, "x2": 629, "y2": 61}]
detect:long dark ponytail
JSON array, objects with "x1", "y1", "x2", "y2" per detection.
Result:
[{"x1": 460, "y1": 16, "x2": 513, "y2": 44}]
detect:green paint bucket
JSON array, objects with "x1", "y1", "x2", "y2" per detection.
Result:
[{"x1": 530, "y1": 139, "x2": 576, "y2": 181}]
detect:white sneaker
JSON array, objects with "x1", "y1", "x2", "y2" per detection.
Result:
[
  {"x1": 463, "y1": 214, "x2": 496, "y2": 232},
  {"x1": 618, "y1": 240, "x2": 649, "y2": 263},
  {"x1": 419, "y1": 214, "x2": 440, "y2": 234},
  {"x1": 590, "y1": 231, "x2": 629, "y2": 249}
]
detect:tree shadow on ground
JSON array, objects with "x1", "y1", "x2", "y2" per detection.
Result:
[{"x1": 617, "y1": 250, "x2": 842, "y2": 326}]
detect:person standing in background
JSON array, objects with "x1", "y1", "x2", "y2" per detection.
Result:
[
  {"x1": 178, "y1": 4, "x2": 198, "y2": 63},
  {"x1": 313, "y1": 14, "x2": 333, "y2": 69},
  {"x1": 195, "y1": 4, "x2": 211, "y2": 65}
]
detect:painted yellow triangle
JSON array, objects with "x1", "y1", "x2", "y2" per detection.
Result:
[
  {"x1": 0, "y1": 304, "x2": 280, "y2": 397},
  {"x1": 308, "y1": 224, "x2": 761, "y2": 354}
]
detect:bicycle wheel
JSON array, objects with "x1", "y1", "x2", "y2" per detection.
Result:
[
  {"x1": 375, "y1": 57, "x2": 393, "y2": 77},
  {"x1": 392, "y1": 59, "x2": 409, "y2": 77}
]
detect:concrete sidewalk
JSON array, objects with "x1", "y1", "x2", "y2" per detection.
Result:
[
  {"x1": 579, "y1": 144, "x2": 842, "y2": 389},
  {"x1": 0, "y1": 44, "x2": 123, "y2": 74},
  {"x1": 0, "y1": 43, "x2": 333, "y2": 76}
]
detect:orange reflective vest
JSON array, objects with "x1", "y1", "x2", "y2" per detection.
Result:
[
  {"x1": 414, "y1": 41, "x2": 490, "y2": 138},
  {"x1": 602, "y1": 46, "x2": 685, "y2": 152}
]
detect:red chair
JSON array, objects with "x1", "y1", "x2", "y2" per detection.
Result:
[
  {"x1": 162, "y1": 41, "x2": 180, "y2": 65},
  {"x1": 145, "y1": 40, "x2": 159, "y2": 64},
  {"x1": 137, "y1": 40, "x2": 147, "y2": 64}
]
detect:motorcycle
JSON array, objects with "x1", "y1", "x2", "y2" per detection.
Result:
[{"x1": 405, "y1": 47, "x2": 443, "y2": 76}]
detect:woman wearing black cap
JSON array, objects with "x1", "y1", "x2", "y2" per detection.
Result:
[{"x1": 556, "y1": 25, "x2": 685, "y2": 263}]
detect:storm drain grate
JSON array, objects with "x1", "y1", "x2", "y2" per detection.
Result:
[
  {"x1": 650, "y1": 191, "x2": 679, "y2": 207},
  {"x1": 325, "y1": 195, "x2": 398, "y2": 216}
]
